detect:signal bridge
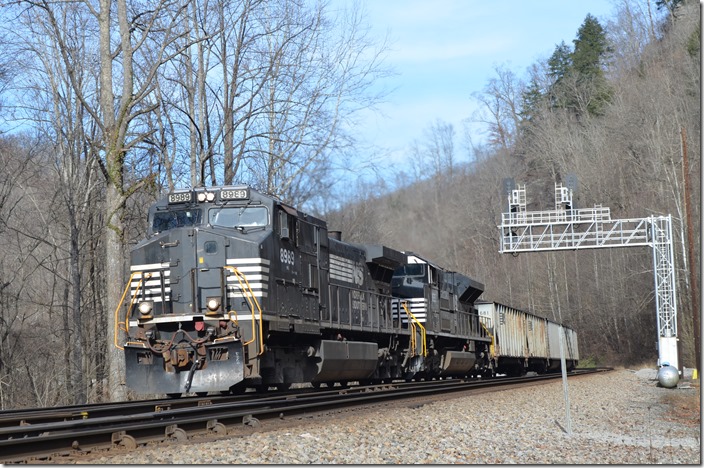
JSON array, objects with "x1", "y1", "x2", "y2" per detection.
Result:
[{"x1": 498, "y1": 182, "x2": 678, "y2": 371}]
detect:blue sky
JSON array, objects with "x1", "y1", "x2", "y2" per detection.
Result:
[{"x1": 337, "y1": 0, "x2": 618, "y2": 173}]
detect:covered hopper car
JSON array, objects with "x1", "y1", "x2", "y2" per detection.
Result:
[{"x1": 476, "y1": 301, "x2": 579, "y2": 376}]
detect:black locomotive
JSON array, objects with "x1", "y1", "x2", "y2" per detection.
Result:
[{"x1": 117, "y1": 185, "x2": 497, "y2": 396}]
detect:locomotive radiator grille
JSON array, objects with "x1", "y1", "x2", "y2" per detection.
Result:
[{"x1": 225, "y1": 257, "x2": 270, "y2": 298}]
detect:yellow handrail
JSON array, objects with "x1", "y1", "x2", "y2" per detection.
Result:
[
  {"x1": 400, "y1": 302, "x2": 416, "y2": 355},
  {"x1": 113, "y1": 272, "x2": 145, "y2": 350},
  {"x1": 227, "y1": 310, "x2": 240, "y2": 327},
  {"x1": 401, "y1": 302, "x2": 427, "y2": 357},
  {"x1": 223, "y1": 266, "x2": 265, "y2": 356},
  {"x1": 479, "y1": 319, "x2": 495, "y2": 357},
  {"x1": 397, "y1": 302, "x2": 415, "y2": 353}
]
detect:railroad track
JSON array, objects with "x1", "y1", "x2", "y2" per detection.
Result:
[{"x1": 0, "y1": 368, "x2": 610, "y2": 463}]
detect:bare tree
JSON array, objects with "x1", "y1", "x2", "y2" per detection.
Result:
[
  {"x1": 409, "y1": 119, "x2": 456, "y2": 181},
  {"x1": 471, "y1": 65, "x2": 524, "y2": 152},
  {"x1": 153, "y1": 0, "x2": 390, "y2": 206},
  {"x1": 8, "y1": 0, "x2": 195, "y2": 401},
  {"x1": 14, "y1": 2, "x2": 106, "y2": 404}
]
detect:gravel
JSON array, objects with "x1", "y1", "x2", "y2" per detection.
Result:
[{"x1": 69, "y1": 369, "x2": 700, "y2": 464}]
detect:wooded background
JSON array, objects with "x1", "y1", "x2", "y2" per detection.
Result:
[{"x1": 0, "y1": 0, "x2": 698, "y2": 409}]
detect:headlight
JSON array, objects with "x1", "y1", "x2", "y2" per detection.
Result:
[
  {"x1": 138, "y1": 301, "x2": 153, "y2": 315},
  {"x1": 206, "y1": 297, "x2": 221, "y2": 312},
  {"x1": 197, "y1": 191, "x2": 215, "y2": 202}
]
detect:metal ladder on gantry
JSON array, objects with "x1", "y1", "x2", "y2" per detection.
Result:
[{"x1": 498, "y1": 181, "x2": 678, "y2": 370}]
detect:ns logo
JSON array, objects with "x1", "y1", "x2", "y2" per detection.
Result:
[{"x1": 353, "y1": 266, "x2": 364, "y2": 285}]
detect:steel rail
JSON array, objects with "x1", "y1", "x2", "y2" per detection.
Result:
[
  {"x1": 0, "y1": 387, "x2": 319, "y2": 429},
  {"x1": 0, "y1": 368, "x2": 610, "y2": 463}
]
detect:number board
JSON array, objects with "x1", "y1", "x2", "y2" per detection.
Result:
[
  {"x1": 168, "y1": 191, "x2": 193, "y2": 204},
  {"x1": 220, "y1": 187, "x2": 250, "y2": 201}
]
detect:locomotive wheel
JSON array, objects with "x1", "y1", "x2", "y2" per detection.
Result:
[
  {"x1": 276, "y1": 383, "x2": 291, "y2": 391},
  {"x1": 196, "y1": 392, "x2": 208, "y2": 397},
  {"x1": 311, "y1": 382, "x2": 321, "y2": 389},
  {"x1": 167, "y1": 393, "x2": 182, "y2": 399}
]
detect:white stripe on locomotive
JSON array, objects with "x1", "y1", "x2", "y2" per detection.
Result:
[
  {"x1": 391, "y1": 298, "x2": 428, "y2": 324},
  {"x1": 130, "y1": 263, "x2": 171, "y2": 302},
  {"x1": 130, "y1": 262, "x2": 171, "y2": 271},
  {"x1": 226, "y1": 257, "x2": 270, "y2": 298}
]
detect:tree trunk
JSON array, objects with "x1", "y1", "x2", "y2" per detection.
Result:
[
  {"x1": 105, "y1": 185, "x2": 126, "y2": 401},
  {"x1": 70, "y1": 222, "x2": 86, "y2": 404}
]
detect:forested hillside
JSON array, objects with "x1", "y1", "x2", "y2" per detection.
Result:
[
  {"x1": 326, "y1": 1, "x2": 700, "y2": 369},
  {"x1": 328, "y1": 2, "x2": 701, "y2": 367},
  {"x1": 0, "y1": 0, "x2": 698, "y2": 409}
]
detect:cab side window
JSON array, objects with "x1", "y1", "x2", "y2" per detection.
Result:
[{"x1": 279, "y1": 209, "x2": 297, "y2": 245}]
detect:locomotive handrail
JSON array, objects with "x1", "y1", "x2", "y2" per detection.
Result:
[
  {"x1": 113, "y1": 272, "x2": 147, "y2": 351},
  {"x1": 479, "y1": 318, "x2": 495, "y2": 357},
  {"x1": 401, "y1": 302, "x2": 427, "y2": 357},
  {"x1": 223, "y1": 266, "x2": 265, "y2": 356}
]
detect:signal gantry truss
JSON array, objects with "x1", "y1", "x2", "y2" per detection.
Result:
[{"x1": 498, "y1": 183, "x2": 678, "y2": 369}]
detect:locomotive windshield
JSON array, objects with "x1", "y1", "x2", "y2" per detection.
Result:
[
  {"x1": 152, "y1": 209, "x2": 202, "y2": 233},
  {"x1": 209, "y1": 206, "x2": 269, "y2": 229}
]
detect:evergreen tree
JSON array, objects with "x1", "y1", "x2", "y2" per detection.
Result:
[
  {"x1": 686, "y1": 22, "x2": 700, "y2": 58},
  {"x1": 572, "y1": 14, "x2": 609, "y2": 79},
  {"x1": 546, "y1": 41, "x2": 574, "y2": 110},
  {"x1": 571, "y1": 14, "x2": 612, "y2": 115},
  {"x1": 522, "y1": 15, "x2": 614, "y2": 124},
  {"x1": 656, "y1": 0, "x2": 684, "y2": 18},
  {"x1": 547, "y1": 41, "x2": 573, "y2": 84},
  {"x1": 519, "y1": 78, "x2": 545, "y2": 124}
]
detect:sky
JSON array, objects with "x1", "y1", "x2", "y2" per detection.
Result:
[{"x1": 334, "y1": 0, "x2": 618, "y2": 175}]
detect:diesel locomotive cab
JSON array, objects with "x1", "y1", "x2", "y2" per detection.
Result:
[{"x1": 123, "y1": 186, "x2": 272, "y2": 395}]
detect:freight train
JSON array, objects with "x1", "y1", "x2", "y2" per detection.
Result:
[{"x1": 116, "y1": 185, "x2": 578, "y2": 396}]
